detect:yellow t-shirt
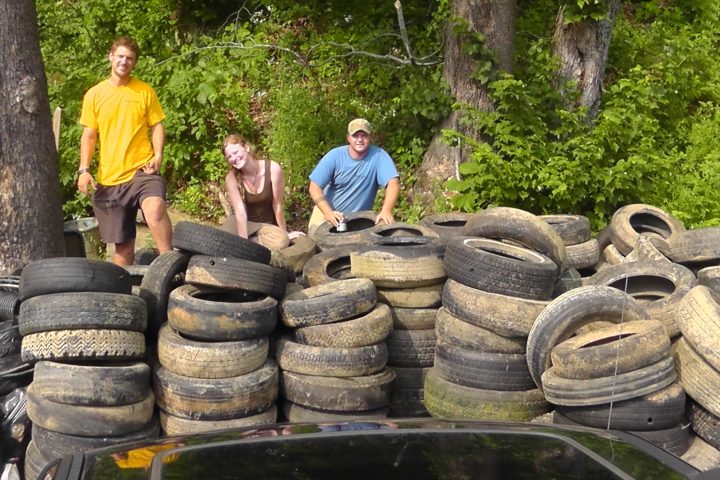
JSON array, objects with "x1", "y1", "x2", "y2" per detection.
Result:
[{"x1": 80, "y1": 78, "x2": 165, "y2": 185}]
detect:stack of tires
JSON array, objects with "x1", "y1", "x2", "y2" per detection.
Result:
[
  {"x1": 350, "y1": 238, "x2": 445, "y2": 417},
  {"x1": 423, "y1": 207, "x2": 561, "y2": 421},
  {"x1": 18, "y1": 258, "x2": 155, "y2": 480},
  {"x1": 153, "y1": 222, "x2": 284, "y2": 435},
  {"x1": 541, "y1": 214, "x2": 599, "y2": 276},
  {"x1": 277, "y1": 278, "x2": 395, "y2": 421},
  {"x1": 675, "y1": 285, "x2": 720, "y2": 454}
]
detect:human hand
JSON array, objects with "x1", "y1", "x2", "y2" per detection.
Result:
[
  {"x1": 324, "y1": 210, "x2": 344, "y2": 227},
  {"x1": 142, "y1": 155, "x2": 162, "y2": 174},
  {"x1": 77, "y1": 172, "x2": 96, "y2": 195},
  {"x1": 288, "y1": 231, "x2": 306, "y2": 240},
  {"x1": 375, "y1": 210, "x2": 394, "y2": 225}
]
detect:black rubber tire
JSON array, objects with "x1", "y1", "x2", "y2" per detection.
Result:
[
  {"x1": 311, "y1": 210, "x2": 377, "y2": 251},
  {"x1": 282, "y1": 401, "x2": 388, "y2": 422},
  {"x1": 556, "y1": 382, "x2": 686, "y2": 431},
  {"x1": 669, "y1": 227, "x2": 720, "y2": 264},
  {"x1": 608, "y1": 204, "x2": 685, "y2": 256},
  {"x1": 698, "y1": 266, "x2": 720, "y2": 295},
  {"x1": 419, "y1": 212, "x2": 472, "y2": 242},
  {"x1": 550, "y1": 320, "x2": 671, "y2": 380},
  {"x1": 185, "y1": 255, "x2": 287, "y2": 299},
  {"x1": 442, "y1": 279, "x2": 548, "y2": 337},
  {"x1": 19, "y1": 258, "x2": 132, "y2": 301},
  {"x1": 159, "y1": 405, "x2": 277, "y2": 435},
  {"x1": 293, "y1": 303, "x2": 393, "y2": 348},
  {"x1": 153, "y1": 358, "x2": 279, "y2": 421},
  {"x1": 27, "y1": 385, "x2": 155, "y2": 436},
  {"x1": 689, "y1": 402, "x2": 720, "y2": 450},
  {"x1": 138, "y1": 250, "x2": 190, "y2": 341},
  {"x1": 390, "y1": 366, "x2": 430, "y2": 389},
  {"x1": 31, "y1": 418, "x2": 160, "y2": 461},
  {"x1": 376, "y1": 282, "x2": 444, "y2": 308},
  {"x1": 539, "y1": 214, "x2": 591, "y2": 245},
  {"x1": 21, "y1": 329, "x2": 146, "y2": 363},
  {"x1": 587, "y1": 260, "x2": 696, "y2": 337},
  {"x1": 673, "y1": 337, "x2": 720, "y2": 417},
  {"x1": 363, "y1": 222, "x2": 440, "y2": 244},
  {"x1": 302, "y1": 247, "x2": 359, "y2": 286},
  {"x1": 389, "y1": 388, "x2": 428, "y2": 418},
  {"x1": 552, "y1": 268, "x2": 584, "y2": 298},
  {"x1": 280, "y1": 368, "x2": 395, "y2": 411},
  {"x1": 32, "y1": 360, "x2": 150, "y2": 406},
  {"x1": 134, "y1": 247, "x2": 159, "y2": 265},
  {"x1": 565, "y1": 239, "x2": 600, "y2": 270},
  {"x1": 158, "y1": 324, "x2": 268, "y2": 379},
  {"x1": 389, "y1": 306, "x2": 437, "y2": 330},
  {"x1": 444, "y1": 237, "x2": 557, "y2": 300},
  {"x1": 541, "y1": 355, "x2": 677, "y2": 406},
  {"x1": 526, "y1": 285, "x2": 650, "y2": 390},
  {"x1": 275, "y1": 336, "x2": 388, "y2": 377},
  {"x1": 435, "y1": 307, "x2": 526, "y2": 354},
  {"x1": 25, "y1": 440, "x2": 51, "y2": 480},
  {"x1": 350, "y1": 244, "x2": 446, "y2": 288},
  {"x1": 280, "y1": 278, "x2": 376, "y2": 328},
  {"x1": 0, "y1": 321, "x2": 22, "y2": 358},
  {"x1": 424, "y1": 368, "x2": 549, "y2": 421},
  {"x1": 18, "y1": 292, "x2": 147, "y2": 335},
  {"x1": 434, "y1": 340, "x2": 534, "y2": 391},
  {"x1": 676, "y1": 285, "x2": 720, "y2": 372},
  {"x1": 463, "y1": 206, "x2": 567, "y2": 269},
  {"x1": 172, "y1": 220, "x2": 271, "y2": 264},
  {"x1": 167, "y1": 284, "x2": 277, "y2": 341},
  {"x1": 123, "y1": 264, "x2": 149, "y2": 286},
  {"x1": 0, "y1": 291, "x2": 19, "y2": 322},
  {"x1": 385, "y1": 328, "x2": 436, "y2": 368}
]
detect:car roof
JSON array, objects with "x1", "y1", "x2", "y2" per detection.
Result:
[{"x1": 43, "y1": 419, "x2": 701, "y2": 480}]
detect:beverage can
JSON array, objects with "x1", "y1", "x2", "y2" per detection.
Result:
[{"x1": 336, "y1": 221, "x2": 347, "y2": 232}]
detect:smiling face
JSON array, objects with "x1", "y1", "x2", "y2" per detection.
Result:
[
  {"x1": 224, "y1": 142, "x2": 251, "y2": 170},
  {"x1": 108, "y1": 46, "x2": 137, "y2": 80},
  {"x1": 347, "y1": 131, "x2": 371, "y2": 159}
]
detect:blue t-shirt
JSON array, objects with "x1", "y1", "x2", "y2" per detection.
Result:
[{"x1": 309, "y1": 145, "x2": 399, "y2": 213}]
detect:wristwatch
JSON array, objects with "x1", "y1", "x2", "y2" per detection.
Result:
[{"x1": 77, "y1": 168, "x2": 90, "y2": 175}]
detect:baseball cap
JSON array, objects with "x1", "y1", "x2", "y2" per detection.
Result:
[{"x1": 348, "y1": 118, "x2": 372, "y2": 135}]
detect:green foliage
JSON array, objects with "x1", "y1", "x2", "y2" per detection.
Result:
[{"x1": 447, "y1": 0, "x2": 720, "y2": 229}]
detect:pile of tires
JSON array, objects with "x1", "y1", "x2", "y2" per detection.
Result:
[
  {"x1": 277, "y1": 278, "x2": 395, "y2": 421},
  {"x1": 17, "y1": 258, "x2": 156, "y2": 480},
  {"x1": 153, "y1": 222, "x2": 284, "y2": 435},
  {"x1": 423, "y1": 207, "x2": 561, "y2": 421},
  {"x1": 351, "y1": 237, "x2": 445, "y2": 417}
]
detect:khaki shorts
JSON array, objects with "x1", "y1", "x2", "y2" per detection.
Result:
[
  {"x1": 307, "y1": 206, "x2": 326, "y2": 238},
  {"x1": 221, "y1": 215, "x2": 289, "y2": 251},
  {"x1": 92, "y1": 172, "x2": 166, "y2": 245}
]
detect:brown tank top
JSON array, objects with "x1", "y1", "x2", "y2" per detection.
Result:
[{"x1": 243, "y1": 160, "x2": 276, "y2": 225}]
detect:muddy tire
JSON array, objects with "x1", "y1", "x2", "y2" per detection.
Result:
[
  {"x1": 160, "y1": 405, "x2": 277, "y2": 435},
  {"x1": 673, "y1": 337, "x2": 720, "y2": 417},
  {"x1": 302, "y1": 247, "x2": 358, "y2": 286},
  {"x1": 275, "y1": 337, "x2": 387, "y2": 377},
  {"x1": 21, "y1": 329, "x2": 146, "y2": 363},
  {"x1": 550, "y1": 320, "x2": 670, "y2": 379},
  {"x1": 282, "y1": 401, "x2": 388, "y2": 422},
  {"x1": 689, "y1": 402, "x2": 720, "y2": 450},
  {"x1": 275, "y1": 235, "x2": 317, "y2": 273},
  {"x1": 608, "y1": 204, "x2": 685, "y2": 256},
  {"x1": 280, "y1": 368, "x2": 395, "y2": 411},
  {"x1": 167, "y1": 284, "x2": 277, "y2": 341},
  {"x1": 541, "y1": 356, "x2": 677, "y2": 406},
  {"x1": 293, "y1": 303, "x2": 392, "y2": 348},
  {"x1": 311, "y1": 211, "x2": 376, "y2": 251},
  {"x1": 565, "y1": 239, "x2": 600, "y2": 270},
  {"x1": 138, "y1": 250, "x2": 189, "y2": 341},
  {"x1": 185, "y1": 255, "x2": 287, "y2": 299},
  {"x1": 442, "y1": 279, "x2": 548, "y2": 337},
  {"x1": 385, "y1": 329, "x2": 436, "y2": 368},
  {"x1": 677, "y1": 285, "x2": 720, "y2": 372},
  {"x1": 351, "y1": 244, "x2": 446, "y2": 288},
  {"x1": 173, "y1": 221, "x2": 271, "y2": 263},
  {"x1": 389, "y1": 306, "x2": 437, "y2": 330},
  {"x1": 444, "y1": 237, "x2": 557, "y2": 300},
  {"x1": 526, "y1": 285, "x2": 650, "y2": 390},
  {"x1": 32, "y1": 360, "x2": 150, "y2": 406},
  {"x1": 280, "y1": 278, "x2": 376, "y2": 328},
  {"x1": 424, "y1": 368, "x2": 549, "y2": 421},
  {"x1": 420, "y1": 212, "x2": 472, "y2": 242},
  {"x1": 19, "y1": 258, "x2": 132, "y2": 301},
  {"x1": 376, "y1": 282, "x2": 443, "y2": 308},
  {"x1": 435, "y1": 307, "x2": 525, "y2": 354},
  {"x1": 540, "y1": 214, "x2": 591, "y2": 245},
  {"x1": 158, "y1": 324, "x2": 268, "y2": 379},
  {"x1": 27, "y1": 385, "x2": 155, "y2": 436},
  {"x1": 669, "y1": 226, "x2": 720, "y2": 264},
  {"x1": 19, "y1": 292, "x2": 147, "y2": 335},
  {"x1": 153, "y1": 358, "x2": 279, "y2": 420}
]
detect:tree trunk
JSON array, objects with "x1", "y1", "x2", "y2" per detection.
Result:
[
  {"x1": 0, "y1": 0, "x2": 64, "y2": 274},
  {"x1": 552, "y1": 0, "x2": 620, "y2": 121},
  {"x1": 409, "y1": 0, "x2": 517, "y2": 208}
]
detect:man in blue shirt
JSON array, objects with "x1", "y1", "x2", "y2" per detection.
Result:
[{"x1": 308, "y1": 118, "x2": 399, "y2": 234}]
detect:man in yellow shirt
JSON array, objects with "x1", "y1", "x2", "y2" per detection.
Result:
[{"x1": 77, "y1": 36, "x2": 172, "y2": 265}]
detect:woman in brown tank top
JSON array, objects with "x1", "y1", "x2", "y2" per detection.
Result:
[{"x1": 220, "y1": 133, "x2": 289, "y2": 250}]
